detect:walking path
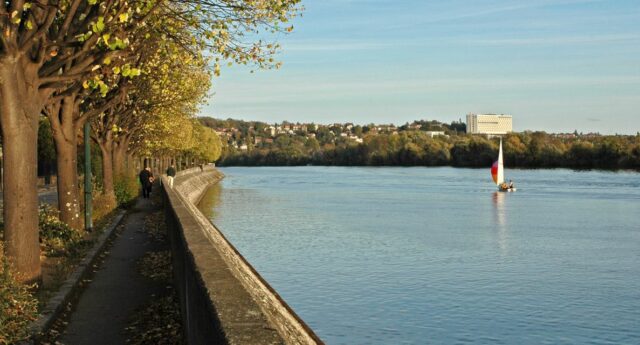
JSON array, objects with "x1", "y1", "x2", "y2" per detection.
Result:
[{"x1": 57, "y1": 196, "x2": 169, "y2": 344}]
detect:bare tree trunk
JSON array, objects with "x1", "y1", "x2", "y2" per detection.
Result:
[
  {"x1": 113, "y1": 149, "x2": 124, "y2": 177},
  {"x1": 49, "y1": 97, "x2": 83, "y2": 231},
  {"x1": 113, "y1": 141, "x2": 127, "y2": 177},
  {"x1": 0, "y1": 62, "x2": 42, "y2": 283},
  {"x1": 53, "y1": 131, "x2": 82, "y2": 230},
  {"x1": 126, "y1": 153, "x2": 133, "y2": 175},
  {"x1": 97, "y1": 136, "x2": 117, "y2": 208}
]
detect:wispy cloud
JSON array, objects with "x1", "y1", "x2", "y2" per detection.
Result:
[
  {"x1": 212, "y1": 75, "x2": 640, "y2": 105},
  {"x1": 472, "y1": 34, "x2": 640, "y2": 46},
  {"x1": 283, "y1": 40, "x2": 396, "y2": 52},
  {"x1": 283, "y1": 33, "x2": 640, "y2": 53},
  {"x1": 387, "y1": 0, "x2": 609, "y2": 28}
]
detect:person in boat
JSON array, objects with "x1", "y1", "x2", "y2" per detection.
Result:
[
  {"x1": 500, "y1": 182, "x2": 508, "y2": 190},
  {"x1": 508, "y1": 180, "x2": 514, "y2": 189}
]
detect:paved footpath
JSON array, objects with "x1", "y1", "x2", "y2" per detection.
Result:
[{"x1": 58, "y1": 196, "x2": 167, "y2": 345}]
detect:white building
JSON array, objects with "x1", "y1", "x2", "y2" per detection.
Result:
[
  {"x1": 265, "y1": 126, "x2": 276, "y2": 137},
  {"x1": 466, "y1": 113, "x2": 513, "y2": 135},
  {"x1": 425, "y1": 131, "x2": 446, "y2": 138}
]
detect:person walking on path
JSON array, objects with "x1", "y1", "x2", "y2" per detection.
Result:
[
  {"x1": 138, "y1": 167, "x2": 154, "y2": 198},
  {"x1": 166, "y1": 163, "x2": 176, "y2": 188}
]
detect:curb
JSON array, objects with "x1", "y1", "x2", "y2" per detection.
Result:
[{"x1": 25, "y1": 209, "x2": 127, "y2": 343}]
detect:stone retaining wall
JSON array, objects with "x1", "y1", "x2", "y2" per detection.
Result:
[{"x1": 163, "y1": 166, "x2": 323, "y2": 344}]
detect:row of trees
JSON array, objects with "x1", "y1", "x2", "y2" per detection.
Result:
[
  {"x1": 1, "y1": 0, "x2": 301, "y2": 282},
  {"x1": 220, "y1": 131, "x2": 640, "y2": 169}
]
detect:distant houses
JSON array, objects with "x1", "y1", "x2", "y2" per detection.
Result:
[{"x1": 202, "y1": 116, "x2": 503, "y2": 151}]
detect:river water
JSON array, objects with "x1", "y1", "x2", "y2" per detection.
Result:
[{"x1": 198, "y1": 167, "x2": 640, "y2": 344}]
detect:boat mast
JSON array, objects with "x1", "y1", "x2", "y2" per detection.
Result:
[{"x1": 497, "y1": 138, "x2": 504, "y2": 186}]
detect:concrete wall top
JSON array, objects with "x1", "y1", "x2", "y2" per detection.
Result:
[{"x1": 163, "y1": 167, "x2": 323, "y2": 345}]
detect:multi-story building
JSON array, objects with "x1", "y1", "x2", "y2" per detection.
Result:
[{"x1": 466, "y1": 113, "x2": 513, "y2": 135}]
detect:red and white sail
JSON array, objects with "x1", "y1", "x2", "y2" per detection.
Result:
[{"x1": 491, "y1": 139, "x2": 505, "y2": 186}]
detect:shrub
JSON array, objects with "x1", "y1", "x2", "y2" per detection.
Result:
[
  {"x1": 115, "y1": 173, "x2": 140, "y2": 207},
  {"x1": 80, "y1": 183, "x2": 117, "y2": 223},
  {"x1": 91, "y1": 191, "x2": 117, "y2": 224},
  {"x1": 38, "y1": 204, "x2": 83, "y2": 257},
  {"x1": 0, "y1": 243, "x2": 39, "y2": 344}
]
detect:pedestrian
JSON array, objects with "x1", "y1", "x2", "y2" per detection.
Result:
[
  {"x1": 138, "y1": 166, "x2": 154, "y2": 198},
  {"x1": 166, "y1": 162, "x2": 176, "y2": 188},
  {"x1": 147, "y1": 168, "x2": 155, "y2": 195}
]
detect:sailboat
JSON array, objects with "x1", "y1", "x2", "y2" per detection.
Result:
[{"x1": 491, "y1": 138, "x2": 516, "y2": 192}]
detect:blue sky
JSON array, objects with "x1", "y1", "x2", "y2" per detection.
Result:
[{"x1": 199, "y1": 0, "x2": 640, "y2": 134}]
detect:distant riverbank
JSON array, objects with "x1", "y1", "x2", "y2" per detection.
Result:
[{"x1": 219, "y1": 131, "x2": 640, "y2": 170}]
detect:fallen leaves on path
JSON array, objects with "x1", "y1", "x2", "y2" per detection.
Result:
[{"x1": 125, "y1": 293, "x2": 184, "y2": 345}]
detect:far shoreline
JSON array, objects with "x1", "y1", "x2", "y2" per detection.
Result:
[{"x1": 216, "y1": 164, "x2": 640, "y2": 173}]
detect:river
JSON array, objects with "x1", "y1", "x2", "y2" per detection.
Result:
[{"x1": 198, "y1": 167, "x2": 640, "y2": 344}]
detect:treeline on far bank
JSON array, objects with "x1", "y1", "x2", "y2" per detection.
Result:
[{"x1": 219, "y1": 131, "x2": 640, "y2": 170}]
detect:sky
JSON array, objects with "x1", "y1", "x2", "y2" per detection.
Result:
[{"x1": 199, "y1": 0, "x2": 640, "y2": 134}]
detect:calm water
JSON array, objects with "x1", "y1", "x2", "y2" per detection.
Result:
[{"x1": 198, "y1": 167, "x2": 640, "y2": 344}]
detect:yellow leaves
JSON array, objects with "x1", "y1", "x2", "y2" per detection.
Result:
[
  {"x1": 77, "y1": 31, "x2": 93, "y2": 42},
  {"x1": 11, "y1": 11, "x2": 21, "y2": 24},
  {"x1": 26, "y1": 20, "x2": 33, "y2": 30},
  {"x1": 108, "y1": 37, "x2": 128, "y2": 50},
  {"x1": 85, "y1": 77, "x2": 109, "y2": 97},
  {"x1": 113, "y1": 66, "x2": 121, "y2": 74},
  {"x1": 23, "y1": 3, "x2": 32, "y2": 10},
  {"x1": 92, "y1": 17, "x2": 105, "y2": 33},
  {"x1": 99, "y1": 81, "x2": 109, "y2": 96},
  {"x1": 214, "y1": 63, "x2": 220, "y2": 77},
  {"x1": 104, "y1": 57, "x2": 112, "y2": 65},
  {"x1": 119, "y1": 13, "x2": 129, "y2": 23},
  {"x1": 121, "y1": 64, "x2": 141, "y2": 77}
]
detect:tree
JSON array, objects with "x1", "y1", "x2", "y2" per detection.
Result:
[
  {"x1": 1, "y1": 0, "x2": 301, "y2": 281},
  {"x1": 190, "y1": 123, "x2": 222, "y2": 162},
  {"x1": 0, "y1": 0, "x2": 159, "y2": 282}
]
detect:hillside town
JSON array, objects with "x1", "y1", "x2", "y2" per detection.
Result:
[
  {"x1": 199, "y1": 117, "x2": 467, "y2": 151},
  {"x1": 198, "y1": 116, "x2": 636, "y2": 169},
  {"x1": 200, "y1": 116, "x2": 608, "y2": 152}
]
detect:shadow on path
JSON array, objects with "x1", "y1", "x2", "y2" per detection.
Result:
[{"x1": 58, "y1": 195, "x2": 170, "y2": 344}]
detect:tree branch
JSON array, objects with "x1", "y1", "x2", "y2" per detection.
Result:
[{"x1": 57, "y1": 0, "x2": 83, "y2": 41}]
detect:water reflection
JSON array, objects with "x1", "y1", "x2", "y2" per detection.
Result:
[
  {"x1": 198, "y1": 183, "x2": 222, "y2": 219},
  {"x1": 492, "y1": 192, "x2": 509, "y2": 255}
]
